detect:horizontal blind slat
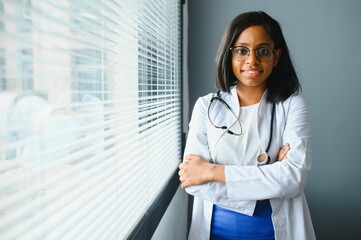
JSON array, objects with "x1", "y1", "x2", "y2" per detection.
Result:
[{"x1": 0, "y1": 0, "x2": 181, "y2": 238}]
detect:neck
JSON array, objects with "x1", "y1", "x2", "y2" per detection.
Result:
[{"x1": 236, "y1": 85, "x2": 265, "y2": 107}]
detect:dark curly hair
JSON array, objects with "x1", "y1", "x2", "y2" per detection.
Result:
[{"x1": 215, "y1": 11, "x2": 300, "y2": 103}]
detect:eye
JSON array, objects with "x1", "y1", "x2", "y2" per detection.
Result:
[
  {"x1": 235, "y1": 47, "x2": 249, "y2": 56},
  {"x1": 256, "y1": 47, "x2": 271, "y2": 56}
]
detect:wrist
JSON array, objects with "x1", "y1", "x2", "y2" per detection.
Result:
[{"x1": 207, "y1": 163, "x2": 225, "y2": 184}]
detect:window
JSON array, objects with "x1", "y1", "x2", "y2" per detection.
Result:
[
  {"x1": 20, "y1": 49, "x2": 33, "y2": 90},
  {"x1": 0, "y1": 0, "x2": 182, "y2": 239},
  {"x1": 0, "y1": 2, "x2": 4, "y2": 32},
  {"x1": 0, "y1": 49, "x2": 5, "y2": 90}
]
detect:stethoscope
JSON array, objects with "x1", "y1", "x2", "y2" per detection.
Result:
[{"x1": 207, "y1": 91, "x2": 276, "y2": 165}]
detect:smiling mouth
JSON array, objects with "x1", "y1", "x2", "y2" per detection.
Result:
[{"x1": 242, "y1": 69, "x2": 263, "y2": 78}]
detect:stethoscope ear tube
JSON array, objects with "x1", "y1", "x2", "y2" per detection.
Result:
[
  {"x1": 257, "y1": 103, "x2": 276, "y2": 166},
  {"x1": 208, "y1": 91, "x2": 243, "y2": 136}
]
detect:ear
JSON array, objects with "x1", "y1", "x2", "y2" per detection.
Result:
[{"x1": 273, "y1": 49, "x2": 282, "y2": 67}]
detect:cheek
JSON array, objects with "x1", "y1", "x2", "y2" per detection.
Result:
[
  {"x1": 231, "y1": 59, "x2": 242, "y2": 73},
  {"x1": 263, "y1": 66, "x2": 274, "y2": 79}
]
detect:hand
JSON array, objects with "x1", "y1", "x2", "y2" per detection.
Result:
[
  {"x1": 178, "y1": 154, "x2": 212, "y2": 188},
  {"x1": 277, "y1": 143, "x2": 290, "y2": 161}
]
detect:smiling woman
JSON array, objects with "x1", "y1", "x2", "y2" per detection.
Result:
[
  {"x1": 0, "y1": 0, "x2": 182, "y2": 239},
  {"x1": 180, "y1": 11, "x2": 315, "y2": 240}
]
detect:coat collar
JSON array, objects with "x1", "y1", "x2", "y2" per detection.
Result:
[{"x1": 226, "y1": 85, "x2": 270, "y2": 116}]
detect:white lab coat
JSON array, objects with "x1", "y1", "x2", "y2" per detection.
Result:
[{"x1": 183, "y1": 86, "x2": 316, "y2": 240}]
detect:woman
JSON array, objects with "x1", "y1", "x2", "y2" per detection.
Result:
[{"x1": 179, "y1": 11, "x2": 315, "y2": 240}]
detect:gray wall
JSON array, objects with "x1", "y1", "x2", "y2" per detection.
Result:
[
  {"x1": 187, "y1": 0, "x2": 361, "y2": 239},
  {"x1": 152, "y1": 187, "x2": 188, "y2": 240}
]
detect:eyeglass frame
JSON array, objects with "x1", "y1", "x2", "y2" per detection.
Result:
[{"x1": 229, "y1": 46, "x2": 278, "y2": 62}]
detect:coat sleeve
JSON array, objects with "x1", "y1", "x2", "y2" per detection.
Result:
[
  {"x1": 225, "y1": 95, "x2": 312, "y2": 201},
  {"x1": 183, "y1": 97, "x2": 250, "y2": 211}
]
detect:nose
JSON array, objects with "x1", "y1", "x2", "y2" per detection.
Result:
[{"x1": 245, "y1": 50, "x2": 259, "y2": 65}]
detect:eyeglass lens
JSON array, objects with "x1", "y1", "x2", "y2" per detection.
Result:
[{"x1": 231, "y1": 46, "x2": 274, "y2": 62}]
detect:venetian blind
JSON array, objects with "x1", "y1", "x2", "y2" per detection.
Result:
[{"x1": 0, "y1": 0, "x2": 182, "y2": 239}]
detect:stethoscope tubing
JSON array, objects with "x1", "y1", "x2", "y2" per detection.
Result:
[{"x1": 208, "y1": 91, "x2": 275, "y2": 165}]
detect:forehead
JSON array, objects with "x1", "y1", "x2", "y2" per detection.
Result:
[{"x1": 234, "y1": 25, "x2": 274, "y2": 47}]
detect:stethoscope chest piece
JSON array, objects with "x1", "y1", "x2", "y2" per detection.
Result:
[{"x1": 256, "y1": 152, "x2": 271, "y2": 165}]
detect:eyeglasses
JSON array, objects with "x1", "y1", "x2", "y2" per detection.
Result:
[{"x1": 229, "y1": 46, "x2": 277, "y2": 62}]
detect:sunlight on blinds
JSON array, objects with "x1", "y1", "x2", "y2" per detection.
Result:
[{"x1": 0, "y1": 0, "x2": 182, "y2": 239}]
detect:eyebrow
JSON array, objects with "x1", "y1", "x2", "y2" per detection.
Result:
[{"x1": 233, "y1": 42, "x2": 272, "y2": 47}]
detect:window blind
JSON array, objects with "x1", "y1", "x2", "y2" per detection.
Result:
[{"x1": 0, "y1": 0, "x2": 182, "y2": 239}]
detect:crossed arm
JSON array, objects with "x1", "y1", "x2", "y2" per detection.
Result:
[{"x1": 178, "y1": 143, "x2": 290, "y2": 188}]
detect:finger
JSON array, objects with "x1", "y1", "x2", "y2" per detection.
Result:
[
  {"x1": 278, "y1": 152, "x2": 286, "y2": 161},
  {"x1": 186, "y1": 154, "x2": 199, "y2": 160},
  {"x1": 178, "y1": 162, "x2": 184, "y2": 169},
  {"x1": 181, "y1": 181, "x2": 188, "y2": 188},
  {"x1": 278, "y1": 144, "x2": 290, "y2": 161},
  {"x1": 277, "y1": 147, "x2": 283, "y2": 160},
  {"x1": 179, "y1": 160, "x2": 189, "y2": 169},
  {"x1": 283, "y1": 144, "x2": 290, "y2": 154},
  {"x1": 277, "y1": 145, "x2": 286, "y2": 160},
  {"x1": 280, "y1": 148, "x2": 288, "y2": 160}
]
